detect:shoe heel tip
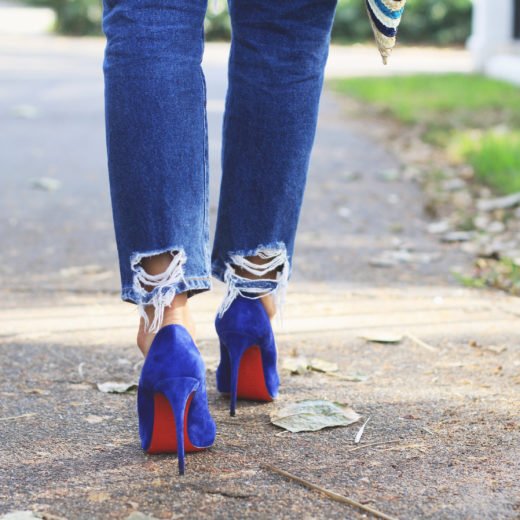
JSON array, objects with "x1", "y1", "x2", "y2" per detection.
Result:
[{"x1": 178, "y1": 455, "x2": 185, "y2": 475}]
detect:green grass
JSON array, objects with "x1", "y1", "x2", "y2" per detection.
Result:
[
  {"x1": 329, "y1": 73, "x2": 520, "y2": 195},
  {"x1": 329, "y1": 73, "x2": 520, "y2": 126},
  {"x1": 452, "y1": 131, "x2": 520, "y2": 194},
  {"x1": 453, "y1": 257, "x2": 520, "y2": 295}
]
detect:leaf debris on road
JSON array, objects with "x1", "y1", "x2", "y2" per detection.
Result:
[
  {"x1": 97, "y1": 382, "x2": 137, "y2": 394},
  {"x1": 359, "y1": 332, "x2": 403, "y2": 344},
  {"x1": 270, "y1": 400, "x2": 360, "y2": 433}
]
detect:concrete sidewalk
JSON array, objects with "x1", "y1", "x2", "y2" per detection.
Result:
[{"x1": 1, "y1": 284, "x2": 519, "y2": 519}]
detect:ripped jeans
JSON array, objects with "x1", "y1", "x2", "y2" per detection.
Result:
[{"x1": 102, "y1": 0, "x2": 338, "y2": 333}]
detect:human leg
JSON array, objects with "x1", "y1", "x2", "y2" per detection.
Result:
[
  {"x1": 212, "y1": 0, "x2": 338, "y2": 315},
  {"x1": 212, "y1": 0, "x2": 338, "y2": 413},
  {"x1": 102, "y1": 0, "x2": 211, "y2": 353},
  {"x1": 101, "y1": 0, "x2": 216, "y2": 473}
]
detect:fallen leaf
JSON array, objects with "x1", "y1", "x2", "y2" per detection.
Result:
[
  {"x1": 442, "y1": 178, "x2": 466, "y2": 191},
  {"x1": 87, "y1": 491, "x2": 110, "y2": 502},
  {"x1": 342, "y1": 170, "x2": 362, "y2": 181},
  {"x1": 23, "y1": 388, "x2": 49, "y2": 396},
  {"x1": 469, "y1": 340, "x2": 507, "y2": 354},
  {"x1": 308, "y1": 358, "x2": 338, "y2": 373},
  {"x1": 369, "y1": 249, "x2": 439, "y2": 268},
  {"x1": 68, "y1": 382, "x2": 92, "y2": 391},
  {"x1": 389, "y1": 223, "x2": 404, "y2": 234},
  {"x1": 282, "y1": 356, "x2": 309, "y2": 375},
  {"x1": 282, "y1": 356, "x2": 338, "y2": 375},
  {"x1": 487, "y1": 345, "x2": 507, "y2": 354},
  {"x1": 270, "y1": 400, "x2": 361, "y2": 433},
  {"x1": 125, "y1": 513, "x2": 160, "y2": 520},
  {"x1": 30, "y1": 177, "x2": 61, "y2": 192},
  {"x1": 377, "y1": 168, "x2": 400, "y2": 182},
  {"x1": 477, "y1": 192, "x2": 520, "y2": 212},
  {"x1": 427, "y1": 220, "x2": 451, "y2": 234},
  {"x1": 359, "y1": 332, "x2": 403, "y2": 344},
  {"x1": 12, "y1": 104, "x2": 39, "y2": 119},
  {"x1": 0, "y1": 512, "x2": 41, "y2": 520},
  {"x1": 441, "y1": 231, "x2": 475, "y2": 243},
  {"x1": 0, "y1": 413, "x2": 37, "y2": 422},
  {"x1": 97, "y1": 382, "x2": 137, "y2": 394},
  {"x1": 386, "y1": 193, "x2": 400, "y2": 205},
  {"x1": 337, "y1": 373, "x2": 368, "y2": 382},
  {"x1": 337, "y1": 206, "x2": 352, "y2": 220},
  {"x1": 486, "y1": 221, "x2": 506, "y2": 234},
  {"x1": 314, "y1": 371, "x2": 368, "y2": 383},
  {"x1": 84, "y1": 415, "x2": 106, "y2": 424}
]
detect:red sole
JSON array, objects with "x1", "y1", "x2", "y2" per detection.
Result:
[
  {"x1": 236, "y1": 345, "x2": 273, "y2": 402},
  {"x1": 146, "y1": 393, "x2": 202, "y2": 454}
]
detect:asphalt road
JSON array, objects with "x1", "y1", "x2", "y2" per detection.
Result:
[
  {"x1": 0, "y1": 36, "x2": 470, "y2": 299},
  {"x1": 3, "y1": 34, "x2": 518, "y2": 520}
]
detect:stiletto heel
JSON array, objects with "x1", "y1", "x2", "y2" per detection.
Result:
[
  {"x1": 215, "y1": 296, "x2": 280, "y2": 416},
  {"x1": 137, "y1": 325, "x2": 216, "y2": 475},
  {"x1": 154, "y1": 377, "x2": 199, "y2": 474}
]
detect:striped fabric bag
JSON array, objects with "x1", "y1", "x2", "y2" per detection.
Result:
[{"x1": 365, "y1": 0, "x2": 407, "y2": 64}]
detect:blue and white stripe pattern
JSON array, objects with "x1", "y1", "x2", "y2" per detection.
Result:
[{"x1": 365, "y1": 0, "x2": 406, "y2": 64}]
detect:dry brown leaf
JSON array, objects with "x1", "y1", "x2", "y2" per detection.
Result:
[{"x1": 359, "y1": 332, "x2": 403, "y2": 344}]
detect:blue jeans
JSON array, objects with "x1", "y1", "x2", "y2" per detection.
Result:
[{"x1": 102, "y1": 0, "x2": 338, "y2": 332}]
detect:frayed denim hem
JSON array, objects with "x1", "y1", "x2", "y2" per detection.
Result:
[
  {"x1": 122, "y1": 247, "x2": 211, "y2": 334},
  {"x1": 211, "y1": 241, "x2": 291, "y2": 324},
  {"x1": 122, "y1": 277, "x2": 211, "y2": 305}
]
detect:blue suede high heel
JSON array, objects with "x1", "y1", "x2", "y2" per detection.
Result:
[
  {"x1": 137, "y1": 324, "x2": 216, "y2": 474},
  {"x1": 215, "y1": 296, "x2": 280, "y2": 416}
]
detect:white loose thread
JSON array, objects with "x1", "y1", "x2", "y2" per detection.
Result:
[
  {"x1": 217, "y1": 249, "x2": 289, "y2": 328},
  {"x1": 132, "y1": 250, "x2": 187, "y2": 334}
]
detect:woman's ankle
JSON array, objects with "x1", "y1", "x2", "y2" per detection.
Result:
[
  {"x1": 233, "y1": 255, "x2": 278, "y2": 320},
  {"x1": 136, "y1": 293, "x2": 196, "y2": 357},
  {"x1": 259, "y1": 293, "x2": 276, "y2": 320}
]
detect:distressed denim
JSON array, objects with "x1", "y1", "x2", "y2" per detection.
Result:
[{"x1": 102, "y1": 0, "x2": 338, "y2": 332}]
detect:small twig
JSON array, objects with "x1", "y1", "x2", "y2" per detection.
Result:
[
  {"x1": 0, "y1": 412, "x2": 37, "y2": 421},
  {"x1": 354, "y1": 416, "x2": 371, "y2": 444},
  {"x1": 405, "y1": 332, "x2": 438, "y2": 352},
  {"x1": 380, "y1": 443, "x2": 428, "y2": 452},
  {"x1": 326, "y1": 372, "x2": 368, "y2": 382},
  {"x1": 347, "y1": 439, "x2": 403, "y2": 453},
  {"x1": 421, "y1": 426, "x2": 436, "y2": 436},
  {"x1": 263, "y1": 464, "x2": 399, "y2": 520}
]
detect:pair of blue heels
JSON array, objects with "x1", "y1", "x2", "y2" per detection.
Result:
[{"x1": 137, "y1": 295, "x2": 279, "y2": 474}]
